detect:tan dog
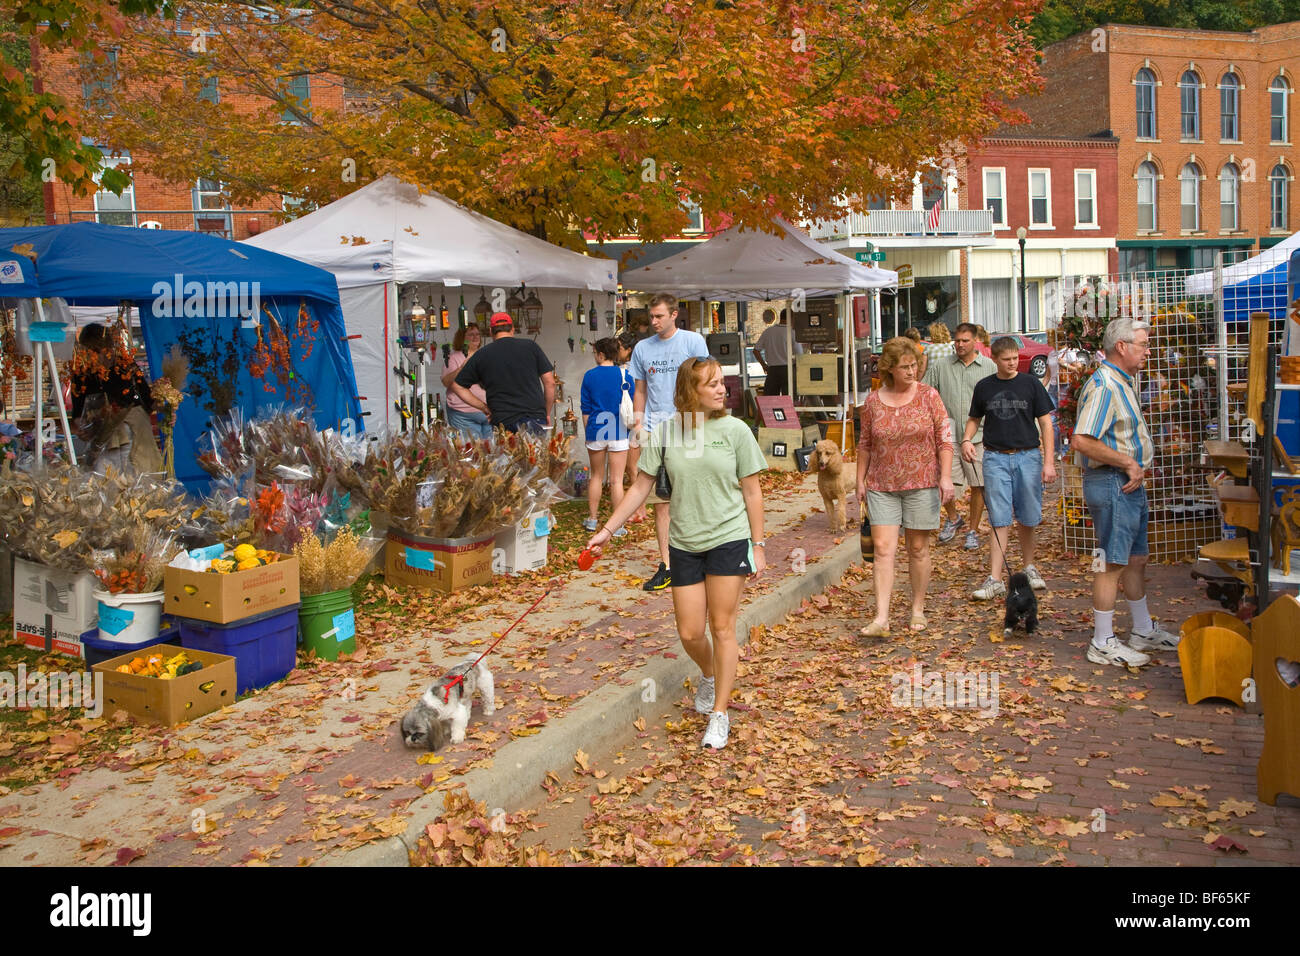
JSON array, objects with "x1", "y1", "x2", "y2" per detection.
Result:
[{"x1": 810, "y1": 439, "x2": 855, "y2": 533}]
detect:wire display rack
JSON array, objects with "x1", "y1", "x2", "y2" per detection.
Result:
[{"x1": 1051, "y1": 251, "x2": 1291, "y2": 562}]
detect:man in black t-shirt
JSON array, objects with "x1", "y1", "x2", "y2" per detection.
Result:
[
  {"x1": 964, "y1": 336, "x2": 1056, "y2": 601},
  {"x1": 451, "y1": 313, "x2": 556, "y2": 433}
]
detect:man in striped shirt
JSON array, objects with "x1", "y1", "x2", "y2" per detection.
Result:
[{"x1": 1070, "y1": 317, "x2": 1177, "y2": 667}]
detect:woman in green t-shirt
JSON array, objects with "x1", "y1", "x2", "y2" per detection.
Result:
[{"x1": 586, "y1": 357, "x2": 766, "y2": 751}]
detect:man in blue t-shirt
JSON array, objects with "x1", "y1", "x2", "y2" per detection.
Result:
[{"x1": 628, "y1": 293, "x2": 709, "y2": 591}]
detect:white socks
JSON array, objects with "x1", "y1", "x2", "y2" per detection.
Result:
[
  {"x1": 1092, "y1": 608, "x2": 1114, "y2": 646},
  {"x1": 1128, "y1": 595, "x2": 1153, "y2": 635}
]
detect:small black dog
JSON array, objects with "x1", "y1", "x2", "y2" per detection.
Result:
[{"x1": 1003, "y1": 571, "x2": 1039, "y2": 636}]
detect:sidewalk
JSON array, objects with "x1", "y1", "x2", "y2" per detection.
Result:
[{"x1": 0, "y1": 472, "x2": 855, "y2": 866}]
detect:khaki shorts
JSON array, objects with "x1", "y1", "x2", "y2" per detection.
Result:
[
  {"x1": 866, "y1": 488, "x2": 941, "y2": 531},
  {"x1": 954, "y1": 440, "x2": 984, "y2": 488}
]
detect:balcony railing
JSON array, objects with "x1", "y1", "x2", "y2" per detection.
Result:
[{"x1": 807, "y1": 208, "x2": 995, "y2": 240}]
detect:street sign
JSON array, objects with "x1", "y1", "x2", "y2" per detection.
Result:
[
  {"x1": 896, "y1": 264, "x2": 914, "y2": 289},
  {"x1": 855, "y1": 251, "x2": 887, "y2": 262}
]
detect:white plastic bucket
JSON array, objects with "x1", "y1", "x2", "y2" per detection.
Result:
[{"x1": 93, "y1": 589, "x2": 165, "y2": 645}]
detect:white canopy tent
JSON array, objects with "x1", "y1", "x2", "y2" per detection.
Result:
[
  {"x1": 246, "y1": 175, "x2": 618, "y2": 430},
  {"x1": 621, "y1": 219, "x2": 898, "y2": 447},
  {"x1": 1184, "y1": 231, "x2": 1300, "y2": 296}
]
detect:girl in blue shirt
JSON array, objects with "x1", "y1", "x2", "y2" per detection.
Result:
[{"x1": 580, "y1": 338, "x2": 633, "y2": 534}]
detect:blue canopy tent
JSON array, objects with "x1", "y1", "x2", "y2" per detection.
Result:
[{"x1": 0, "y1": 222, "x2": 362, "y2": 490}]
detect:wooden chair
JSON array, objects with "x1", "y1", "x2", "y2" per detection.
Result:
[
  {"x1": 1271, "y1": 497, "x2": 1300, "y2": 577},
  {"x1": 1178, "y1": 626, "x2": 1252, "y2": 707},
  {"x1": 1252, "y1": 594, "x2": 1300, "y2": 805}
]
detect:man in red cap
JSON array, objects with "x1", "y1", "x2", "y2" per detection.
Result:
[{"x1": 451, "y1": 312, "x2": 556, "y2": 433}]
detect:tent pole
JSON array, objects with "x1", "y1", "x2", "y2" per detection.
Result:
[{"x1": 841, "y1": 290, "x2": 850, "y2": 454}]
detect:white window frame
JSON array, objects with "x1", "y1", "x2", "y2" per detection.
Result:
[
  {"x1": 1270, "y1": 75, "x2": 1290, "y2": 144},
  {"x1": 1179, "y1": 70, "x2": 1201, "y2": 140},
  {"x1": 1270, "y1": 164, "x2": 1290, "y2": 230},
  {"x1": 1219, "y1": 73, "x2": 1240, "y2": 142},
  {"x1": 92, "y1": 151, "x2": 136, "y2": 226},
  {"x1": 1028, "y1": 167, "x2": 1052, "y2": 228},
  {"x1": 681, "y1": 198, "x2": 703, "y2": 234},
  {"x1": 1135, "y1": 68, "x2": 1158, "y2": 140},
  {"x1": 983, "y1": 167, "x2": 1006, "y2": 227},
  {"x1": 1074, "y1": 169, "x2": 1098, "y2": 228},
  {"x1": 1219, "y1": 163, "x2": 1240, "y2": 232},
  {"x1": 1179, "y1": 162, "x2": 1202, "y2": 232},
  {"x1": 1136, "y1": 161, "x2": 1159, "y2": 233}
]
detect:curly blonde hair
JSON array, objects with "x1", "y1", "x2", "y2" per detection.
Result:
[
  {"x1": 928, "y1": 322, "x2": 951, "y2": 343},
  {"x1": 877, "y1": 337, "x2": 921, "y2": 387}
]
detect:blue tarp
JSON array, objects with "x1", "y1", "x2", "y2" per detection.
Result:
[
  {"x1": 1222, "y1": 259, "x2": 1289, "y2": 324},
  {"x1": 0, "y1": 250, "x2": 39, "y2": 298},
  {"x1": 0, "y1": 222, "x2": 362, "y2": 490}
]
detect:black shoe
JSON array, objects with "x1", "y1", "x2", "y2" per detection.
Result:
[{"x1": 643, "y1": 563, "x2": 671, "y2": 591}]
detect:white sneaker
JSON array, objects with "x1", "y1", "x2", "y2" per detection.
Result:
[
  {"x1": 963, "y1": 530, "x2": 980, "y2": 551},
  {"x1": 973, "y1": 576, "x2": 1007, "y2": 600},
  {"x1": 1025, "y1": 565, "x2": 1047, "y2": 591},
  {"x1": 694, "y1": 676, "x2": 715, "y2": 715},
  {"x1": 1086, "y1": 636, "x2": 1151, "y2": 668},
  {"x1": 1127, "y1": 626, "x2": 1180, "y2": 652},
  {"x1": 701, "y1": 711, "x2": 730, "y2": 750}
]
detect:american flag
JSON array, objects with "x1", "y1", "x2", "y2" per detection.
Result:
[{"x1": 927, "y1": 201, "x2": 943, "y2": 234}]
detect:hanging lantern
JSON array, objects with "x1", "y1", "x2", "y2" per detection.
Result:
[
  {"x1": 562, "y1": 398, "x2": 579, "y2": 437},
  {"x1": 473, "y1": 288, "x2": 491, "y2": 327},
  {"x1": 523, "y1": 289, "x2": 544, "y2": 336},
  {"x1": 506, "y1": 288, "x2": 524, "y2": 324},
  {"x1": 402, "y1": 292, "x2": 426, "y2": 343}
]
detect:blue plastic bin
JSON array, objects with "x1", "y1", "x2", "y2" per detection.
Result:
[
  {"x1": 81, "y1": 617, "x2": 178, "y2": 670},
  {"x1": 177, "y1": 604, "x2": 299, "y2": 695}
]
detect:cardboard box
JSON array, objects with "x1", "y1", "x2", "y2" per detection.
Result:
[
  {"x1": 796, "y1": 353, "x2": 840, "y2": 396},
  {"x1": 802, "y1": 423, "x2": 823, "y2": 447},
  {"x1": 385, "y1": 529, "x2": 494, "y2": 591},
  {"x1": 92, "y1": 644, "x2": 237, "y2": 726},
  {"x1": 493, "y1": 511, "x2": 552, "y2": 575},
  {"x1": 13, "y1": 557, "x2": 99, "y2": 658},
  {"x1": 758, "y1": 427, "x2": 798, "y2": 472},
  {"x1": 164, "y1": 555, "x2": 300, "y2": 624}
]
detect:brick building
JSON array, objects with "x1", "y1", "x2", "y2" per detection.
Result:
[
  {"x1": 1014, "y1": 21, "x2": 1300, "y2": 272},
  {"x1": 965, "y1": 135, "x2": 1119, "y2": 332},
  {"x1": 35, "y1": 26, "x2": 341, "y2": 239}
]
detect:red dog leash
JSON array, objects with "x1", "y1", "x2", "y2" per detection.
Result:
[{"x1": 441, "y1": 582, "x2": 562, "y2": 703}]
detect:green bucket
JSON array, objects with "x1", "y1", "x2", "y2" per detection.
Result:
[{"x1": 299, "y1": 588, "x2": 356, "y2": 661}]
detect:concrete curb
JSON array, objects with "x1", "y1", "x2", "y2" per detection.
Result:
[{"x1": 319, "y1": 536, "x2": 862, "y2": 866}]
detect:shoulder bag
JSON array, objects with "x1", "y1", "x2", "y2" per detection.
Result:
[{"x1": 654, "y1": 423, "x2": 672, "y2": 499}]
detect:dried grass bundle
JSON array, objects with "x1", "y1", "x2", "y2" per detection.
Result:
[{"x1": 294, "y1": 528, "x2": 372, "y2": 595}]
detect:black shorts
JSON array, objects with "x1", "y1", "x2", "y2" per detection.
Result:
[{"x1": 668, "y1": 539, "x2": 754, "y2": 587}]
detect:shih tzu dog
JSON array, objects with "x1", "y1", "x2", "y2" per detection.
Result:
[
  {"x1": 1003, "y1": 571, "x2": 1039, "y2": 637},
  {"x1": 401, "y1": 658, "x2": 496, "y2": 750}
]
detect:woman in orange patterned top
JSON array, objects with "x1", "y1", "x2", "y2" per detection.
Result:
[{"x1": 854, "y1": 337, "x2": 955, "y2": 638}]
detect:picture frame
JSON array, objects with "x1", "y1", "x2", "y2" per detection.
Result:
[
  {"x1": 773, "y1": 408, "x2": 787, "y2": 422},
  {"x1": 772, "y1": 442, "x2": 788, "y2": 458},
  {"x1": 756, "y1": 395, "x2": 800, "y2": 429}
]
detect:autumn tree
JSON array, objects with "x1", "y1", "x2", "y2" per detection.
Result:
[
  {"x1": 1, "y1": 0, "x2": 162, "y2": 199},
  {"x1": 99, "y1": 0, "x2": 1043, "y2": 247}
]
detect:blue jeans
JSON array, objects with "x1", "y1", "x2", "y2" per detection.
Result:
[
  {"x1": 1082, "y1": 466, "x2": 1149, "y2": 565},
  {"x1": 445, "y1": 407, "x2": 492, "y2": 439},
  {"x1": 504, "y1": 417, "x2": 549, "y2": 435},
  {"x1": 982, "y1": 448, "x2": 1044, "y2": 528}
]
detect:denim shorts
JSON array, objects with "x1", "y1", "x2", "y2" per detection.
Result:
[
  {"x1": 1082, "y1": 466, "x2": 1149, "y2": 565},
  {"x1": 982, "y1": 448, "x2": 1043, "y2": 529}
]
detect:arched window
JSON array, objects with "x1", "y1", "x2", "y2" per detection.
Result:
[
  {"x1": 1271, "y1": 75, "x2": 1290, "y2": 143},
  {"x1": 1136, "y1": 68, "x2": 1157, "y2": 138},
  {"x1": 1220, "y1": 72, "x2": 1240, "y2": 140},
  {"x1": 1220, "y1": 163, "x2": 1240, "y2": 230},
  {"x1": 1137, "y1": 161, "x2": 1158, "y2": 231},
  {"x1": 1179, "y1": 70, "x2": 1201, "y2": 139},
  {"x1": 1180, "y1": 162, "x2": 1202, "y2": 230},
  {"x1": 1271, "y1": 164, "x2": 1290, "y2": 230}
]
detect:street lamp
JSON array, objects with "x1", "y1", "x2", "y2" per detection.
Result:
[{"x1": 1016, "y1": 226, "x2": 1028, "y2": 334}]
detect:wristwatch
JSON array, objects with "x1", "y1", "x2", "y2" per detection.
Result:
[{"x1": 751, "y1": 540, "x2": 766, "y2": 548}]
